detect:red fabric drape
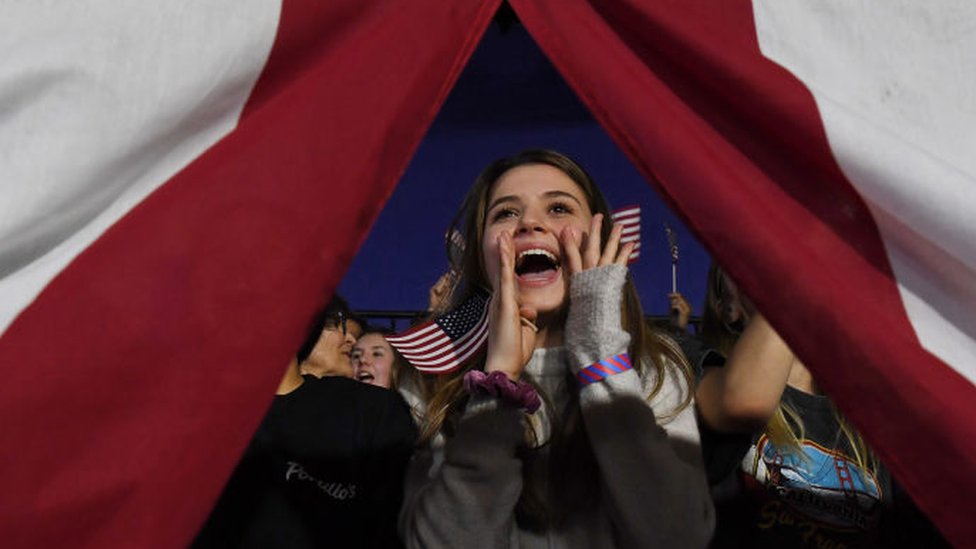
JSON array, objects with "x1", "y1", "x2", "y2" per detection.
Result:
[
  {"x1": 0, "y1": 2, "x2": 499, "y2": 547},
  {"x1": 512, "y1": 0, "x2": 974, "y2": 544},
  {"x1": 3, "y1": 1, "x2": 972, "y2": 546}
]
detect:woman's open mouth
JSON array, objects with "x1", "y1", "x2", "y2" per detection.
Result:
[
  {"x1": 515, "y1": 248, "x2": 560, "y2": 286},
  {"x1": 356, "y1": 371, "x2": 375, "y2": 383}
]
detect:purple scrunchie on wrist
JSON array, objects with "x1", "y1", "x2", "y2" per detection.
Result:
[{"x1": 463, "y1": 370, "x2": 541, "y2": 414}]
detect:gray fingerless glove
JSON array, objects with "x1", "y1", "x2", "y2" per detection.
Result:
[
  {"x1": 565, "y1": 264, "x2": 643, "y2": 404},
  {"x1": 565, "y1": 264, "x2": 631, "y2": 370}
]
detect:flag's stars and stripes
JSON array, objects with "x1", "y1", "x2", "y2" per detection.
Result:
[
  {"x1": 387, "y1": 291, "x2": 490, "y2": 374},
  {"x1": 446, "y1": 229, "x2": 466, "y2": 267},
  {"x1": 664, "y1": 222, "x2": 679, "y2": 264},
  {"x1": 611, "y1": 205, "x2": 641, "y2": 263}
]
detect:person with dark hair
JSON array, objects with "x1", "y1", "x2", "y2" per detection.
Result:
[
  {"x1": 294, "y1": 294, "x2": 363, "y2": 378},
  {"x1": 193, "y1": 294, "x2": 417, "y2": 548},
  {"x1": 698, "y1": 263, "x2": 753, "y2": 360},
  {"x1": 398, "y1": 150, "x2": 713, "y2": 548}
]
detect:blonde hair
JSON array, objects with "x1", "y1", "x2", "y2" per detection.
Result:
[{"x1": 765, "y1": 398, "x2": 878, "y2": 475}]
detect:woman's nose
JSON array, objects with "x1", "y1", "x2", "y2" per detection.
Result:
[{"x1": 516, "y1": 210, "x2": 546, "y2": 234}]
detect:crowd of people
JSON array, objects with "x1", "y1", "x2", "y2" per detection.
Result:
[{"x1": 193, "y1": 150, "x2": 947, "y2": 548}]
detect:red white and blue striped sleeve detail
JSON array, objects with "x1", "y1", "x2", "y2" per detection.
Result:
[{"x1": 576, "y1": 353, "x2": 633, "y2": 387}]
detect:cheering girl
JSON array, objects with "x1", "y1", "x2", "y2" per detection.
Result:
[{"x1": 398, "y1": 150, "x2": 714, "y2": 548}]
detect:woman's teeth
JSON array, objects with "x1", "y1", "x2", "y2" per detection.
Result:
[
  {"x1": 515, "y1": 249, "x2": 559, "y2": 275},
  {"x1": 517, "y1": 248, "x2": 557, "y2": 263}
]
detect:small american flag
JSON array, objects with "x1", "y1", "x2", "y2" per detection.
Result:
[
  {"x1": 386, "y1": 291, "x2": 490, "y2": 373},
  {"x1": 664, "y1": 222, "x2": 679, "y2": 264},
  {"x1": 664, "y1": 222, "x2": 679, "y2": 292},
  {"x1": 611, "y1": 205, "x2": 641, "y2": 263},
  {"x1": 446, "y1": 228, "x2": 466, "y2": 269}
]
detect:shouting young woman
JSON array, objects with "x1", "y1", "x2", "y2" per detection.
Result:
[{"x1": 399, "y1": 150, "x2": 714, "y2": 548}]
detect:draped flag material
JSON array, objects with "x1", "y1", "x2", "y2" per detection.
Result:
[
  {"x1": 0, "y1": 1, "x2": 501, "y2": 547},
  {"x1": 1, "y1": 0, "x2": 973, "y2": 547},
  {"x1": 512, "y1": 0, "x2": 975, "y2": 544}
]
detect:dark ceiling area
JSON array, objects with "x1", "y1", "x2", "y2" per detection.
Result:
[
  {"x1": 430, "y1": 18, "x2": 593, "y2": 134},
  {"x1": 339, "y1": 13, "x2": 711, "y2": 324}
]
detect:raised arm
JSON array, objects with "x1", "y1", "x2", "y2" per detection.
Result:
[
  {"x1": 561, "y1": 216, "x2": 714, "y2": 548},
  {"x1": 399, "y1": 230, "x2": 537, "y2": 548},
  {"x1": 695, "y1": 313, "x2": 795, "y2": 433}
]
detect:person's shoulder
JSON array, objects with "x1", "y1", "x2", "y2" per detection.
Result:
[
  {"x1": 299, "y1": 375, "x2": 387, "y2": 403},
  {"x1": 341, "y1": 378, "x2": 414, "y2": 413},
  {"x1": 303, "y1": 374, "x2": 360, "y2": 392},
  {"x1": 352, "y1": 384, "x2": 417, "y2": 442},
  {"x1": 307, "y1": 377, "x2": 415, "y2": 431},
  {"x1": 302, "y1": 376, "x2": 412, "y2": 414}
]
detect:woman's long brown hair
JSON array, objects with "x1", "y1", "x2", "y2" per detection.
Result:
[{"x1": 414, "y1": 150, "x2": 693, "y2": 527}]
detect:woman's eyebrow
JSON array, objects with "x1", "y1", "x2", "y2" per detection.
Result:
[
  {"x1": 544, "y1": 190, "x2": 583, "y2": 207},
  {"x1": 487, "y1": 194, "x2": 521, "y2": 212}
]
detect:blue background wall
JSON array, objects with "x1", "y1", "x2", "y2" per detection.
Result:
[{"x1": 339, "y1": 22, "x2": 713, "y2": 328}]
